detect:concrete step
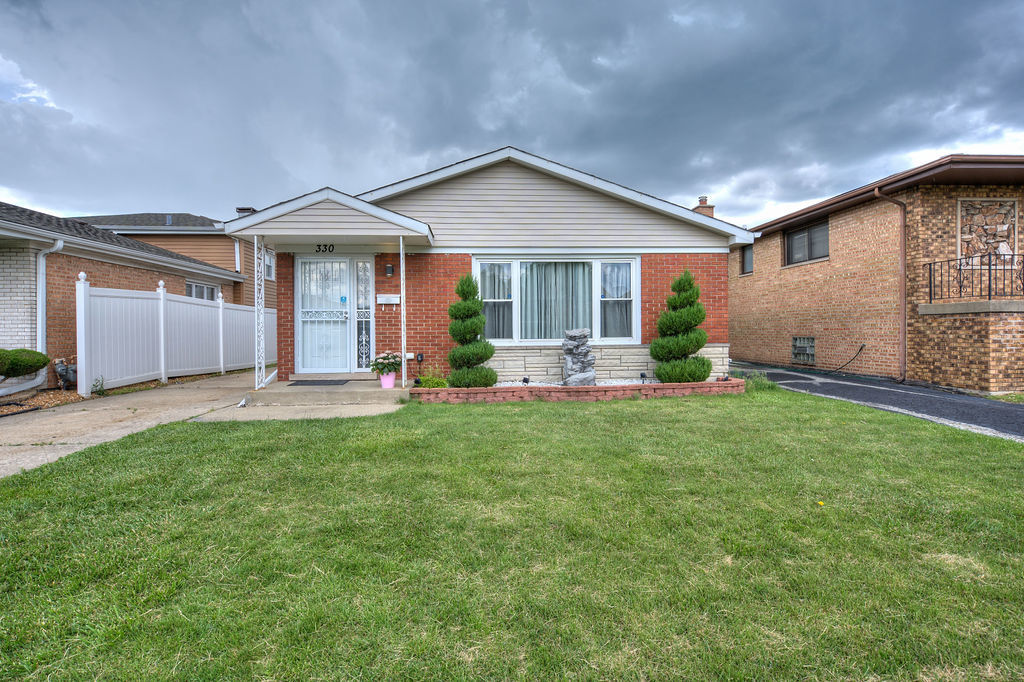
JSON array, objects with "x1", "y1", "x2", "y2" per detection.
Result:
[
  {"x1": 287, "y1": 372, "x2": 377, "y2": 382},
  {"x1": 244, "y1": 381, "x2": 408, "y2": 406}
]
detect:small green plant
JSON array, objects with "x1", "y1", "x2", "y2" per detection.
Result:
[
  {"x1": 730, "y1": 369, "x2": 778, "y2": 391},
  {"x1": 91, "y1": 376, "x2": 107, "y2": 396},
  {"x1": 416, "y1": 365, "x2": 448, "y2": 389},
  {"x1": 0, "y1": 348, "x2": 50, "y2": 382},
  {"x1": 447, "y1": 275, "x2": 497, "y2": 388},
  {"x1": 649, "y1": 270, "x2": 712, "y2": 383},
  {"x1": 370, "y1": 352, "x2": 402, "y2": 376}
]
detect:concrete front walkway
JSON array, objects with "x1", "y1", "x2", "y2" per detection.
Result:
[
  {"x1": 0, "y1": 372, "x2": 253, "y2": 478},
  {"x1": 0, "y1": 372, "x2": 406, "y2": 478}
]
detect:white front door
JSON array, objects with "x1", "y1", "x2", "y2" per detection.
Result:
[{"x1": 296, "y1": 257, "x2": 374, "y2": 373}]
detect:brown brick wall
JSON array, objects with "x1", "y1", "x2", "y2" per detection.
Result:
[
  {"x1": 641, "y1": 253, "x2": 728, "y2": 344},
  {"x1": 374, "y1": 253, "x2": 474, "y2": 373},
  {"x1": 906, "y1": 185, "x2": 1024, "y2": 391},
  {"x1": 275, "y1": 251, "x2": 730, "y2": 380},
  {"x1": 44, "y1": 253, "x2": 188, "y2": 386},
  {"x1": 729, "y1": 198, "x2": 904, "y2": 377},
  {"x1": 275, "y1": 253, "x2": 295, "y2": 379}
]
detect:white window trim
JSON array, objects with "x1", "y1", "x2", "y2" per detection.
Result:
[
  {"x1": 472, "y1": 255, "x2": 641, "y2": 346},
  {"x1": 264, "y1": 249, "x2": 277, "y2": 281},
  {"x1": 185, "y1": 280, "x2": 220, "y2": 301}
]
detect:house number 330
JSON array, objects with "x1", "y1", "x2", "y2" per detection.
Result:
[{"x1": 315, "y1": 244, "x2": 335, "y2": 253}]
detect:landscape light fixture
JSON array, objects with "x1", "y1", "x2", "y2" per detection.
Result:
[
  {"x1": 522, "y1": 377, "x2": 530, "y2": 385},
  {"x1": 640, "y1": 372, "x2": 647, "y2": 384}
]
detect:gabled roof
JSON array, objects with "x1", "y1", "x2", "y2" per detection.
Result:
[
  {"x1": 0, "y1": 202, "x2": 243, "y2": 281},
  {"x1": 357, "y1": 146, "x2": 754, "y2": 245},
  {"x1": 756, "y1": 154, "x2": 1024, "y2": 236},
  {"x1": 74, "y1": 212, "x2": 218, "y2": 228},
  {"x1": 223, "y1": 186, "x2": 433, "y2": 242}
]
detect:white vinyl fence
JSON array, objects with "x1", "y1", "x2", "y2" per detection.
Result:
[{"x1": 75, "y1": 273, "x2": 276, "y2": 396}]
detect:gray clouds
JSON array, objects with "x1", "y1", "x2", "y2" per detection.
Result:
[{"x1": 1, "y1": 0, "x2": 1022, "y2": 226}]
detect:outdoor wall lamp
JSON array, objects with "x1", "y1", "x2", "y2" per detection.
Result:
[{"x1": 385, "y1": 264, "x2": 394, "y2": 277}]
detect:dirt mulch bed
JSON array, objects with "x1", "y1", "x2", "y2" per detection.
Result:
[{"x1": 0, "y1": 390, "x2": 88, "y2": 417}]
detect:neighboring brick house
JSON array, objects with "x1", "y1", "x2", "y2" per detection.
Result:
[
  {"x1": 729, "y1": 154, "x2": 1024, "y2": 393},
  {"x1": 74, "y1": 213, "x2": 277, "y2": 308},
  {"x1": 223, "y1": 147, "x2": 753, "y2": 386},
  {"x1": 0, "y1": 202, "x2": 244, "y2": 394}
]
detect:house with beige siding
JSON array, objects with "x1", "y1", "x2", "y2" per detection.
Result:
[
  {"x1": 223, "y1": 147, "x2": 753, "y2": 387},
  {"x1": 729, "y1": 154, "x2": 1024, "y2": 393},
  {"x1": 75, "y1": 213, "x2": 277, "y2": 308}
]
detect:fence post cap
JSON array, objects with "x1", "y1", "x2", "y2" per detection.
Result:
[
  {"x1": 78, "y1": 272, "x2": 87, "y2": 281},
  {"x1": 217, "y1": 292, "x2": 224, "y2": 301},
  {"x1": 157, "y1": 280, "x2": 165, "y2": 290}
]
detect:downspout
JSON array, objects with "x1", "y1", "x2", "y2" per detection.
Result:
[
  {"x1": 0, "y1": 239, "x2": 64, "y2": 397},
  {"x1": 874, "y1": 187, "x2": 907, "y2": 382}
]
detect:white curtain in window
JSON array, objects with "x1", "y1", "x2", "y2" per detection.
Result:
[
  {"x1": 600, "y1": 262, "x2": 632, "y2": 338},
  {"x1": 520, "y1": 262, "x2": 592, "y2": 339},
  {"x1": 480, "y1": 262, "x2": 512, "y2": 338}
]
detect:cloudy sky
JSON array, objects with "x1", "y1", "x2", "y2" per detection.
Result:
[{"x1": 2, "y1": 0, "x2": 1023, "y2": 227}]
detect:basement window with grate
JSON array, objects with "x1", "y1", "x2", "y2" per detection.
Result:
[{"x1": 792, "y1": 336, "x2": 815, "y2": 365}]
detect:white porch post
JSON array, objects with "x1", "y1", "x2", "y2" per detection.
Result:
[
  {"x1": 399, "y1": 235, "x2": 407, "y2": 388},
  {"x1": 254, "y1": 235, "x2": 266, "y2": 389}
]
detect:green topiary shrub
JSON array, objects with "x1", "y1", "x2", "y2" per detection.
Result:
[
  {"x1": 0, "y1": 348, "x2": 50, "y2": 382},
  {"x1": 448, "y1": 366, "x2": 498, "y2": 388},
  {"x1": 650, "y1": 271, "x2": 712, "y2": 384},
  {"x1": 447, "y1": 274, "x2": 497, "y2": 388}
]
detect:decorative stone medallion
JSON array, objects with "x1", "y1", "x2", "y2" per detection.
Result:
[{"x1": 958, "y1": 199, "x2": 1017, "y2": 259}]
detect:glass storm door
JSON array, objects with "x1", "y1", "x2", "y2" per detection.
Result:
[{"x1": 298, "y1": 259, "x2": 350, "y2": 372}]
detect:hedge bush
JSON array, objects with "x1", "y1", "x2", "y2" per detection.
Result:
[
  {"x1": 650, "y1": 270, "x2": 712, "y2": 384},
  {"x1": 447, "y1": 274, "x2": 497, "y2": 388},
  {"x1": 0, "y1": 348, "x2": 50, "y2": 381}
]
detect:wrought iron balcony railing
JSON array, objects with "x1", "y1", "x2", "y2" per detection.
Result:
[{"x1": 925, "y1": 253, "x2": 1024, "y2": 302}]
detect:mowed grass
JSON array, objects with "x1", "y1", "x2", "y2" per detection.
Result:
[{"x1": 1, "y1": 389, "x2": 1023, "y2": 680}]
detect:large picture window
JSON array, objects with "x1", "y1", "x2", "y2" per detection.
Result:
[
  {"x1": 475, "y1": 258, "x2": 638, "y2": 343},
  {"x1": 785, "y1": 223, "x2": 829, "y2": 265}
]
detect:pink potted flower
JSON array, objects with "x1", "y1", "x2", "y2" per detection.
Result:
[{"x1": 370, "y1": 351, "x2": 402, "y2": 388}]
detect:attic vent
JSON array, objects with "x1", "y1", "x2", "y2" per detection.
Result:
[
  {"x1": 792, "y1": 337, "x2": 815, "y2": 365},
  {"x1": 165, "y1": 214, "x2": 172, "y2": 226}
]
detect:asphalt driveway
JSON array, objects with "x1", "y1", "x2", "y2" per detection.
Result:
[{"x1": 735, "y1": 363, "x2": 1024, "y2": 443}]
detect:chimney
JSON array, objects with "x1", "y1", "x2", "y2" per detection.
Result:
[
  {"x1": 692, "y1": 195, "x2": 715, "y2": 218},
  {"x1": 235, "y1": 206, "x2": 256, "y2": 217}
]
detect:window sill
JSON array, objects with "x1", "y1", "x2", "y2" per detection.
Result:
[
  {"x1": 489, "y1": 339, "x2": 641, "y2": 347},
  {"x1": 781, "y1": 256, "x2": 829, "y2": 270},
  {"x1": 738, "y1": 272, "x2": 753, "y2": 277}
]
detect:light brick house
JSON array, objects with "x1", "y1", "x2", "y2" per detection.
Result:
[
  {"x1": 0, "y1": 202, "x2": 244, "y2": 394},
  {"x1": 729, "y1": 154, "x2": 1024, "y2": 393},
  {"x1": 74, "y1": 213, "x2": 277, "y2": 309},
  {"x1": 223, "y1": 147, "x2": 753, "y2": 387}
]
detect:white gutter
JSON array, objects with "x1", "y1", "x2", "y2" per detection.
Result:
[
  {"x1": 0, "y1": 238, "x2": 64, "y2": 397},
  {"x1": 0, "y1": 219, "x2": 245, "y2": 283}
]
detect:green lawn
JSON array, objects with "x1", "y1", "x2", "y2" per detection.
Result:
[{"x1": 1, "y1": 388, "x2": 1023, "y2": 679}]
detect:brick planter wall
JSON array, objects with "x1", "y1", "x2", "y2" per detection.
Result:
[{"x1": 411, "y1": 377, "x2": 745, "y2": 403}]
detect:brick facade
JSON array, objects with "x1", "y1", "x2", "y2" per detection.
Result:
[
  {"x1": 730, "y1": 183, "x2": 1024, "y2": 392},
  {"x1": 729, "y1": 198, "x2": 904, "y2": 377},
  {"x1": 275, "y1": 253, "x2": 296, "y2": 379},
  {"x1": 905, "y1": 185, "x2": 1024, "y2": 391},
  {"x1": 275, "y1": 251, "x2": 730, "y2": 381},
  {"x1": 41, "y1": 253, "x2": 189, "y2": 387}
]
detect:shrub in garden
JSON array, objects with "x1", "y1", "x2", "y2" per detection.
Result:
[
  {"x1": 649, "y1": 271, "x2": 712, "y2": 383},
  {"x1": 447, "y1": 274, "x2": 497, "y2": 388},
  {"x1": 0, "y1": 348, "x2": 50, "y2": 382}
]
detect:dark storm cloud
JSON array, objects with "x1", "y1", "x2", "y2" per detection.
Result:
[{"x1": 1, "y1": 0, "x2": 1022, "y2": 225}]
